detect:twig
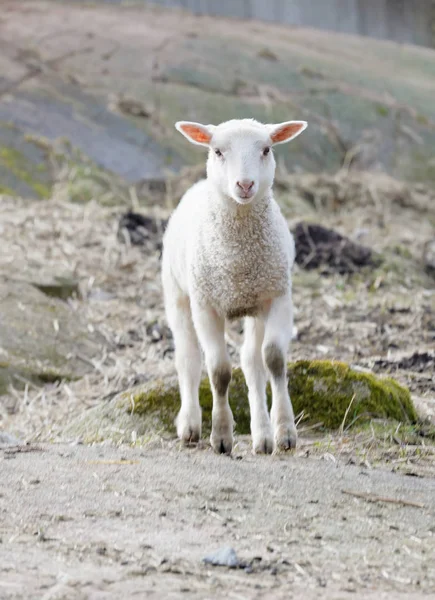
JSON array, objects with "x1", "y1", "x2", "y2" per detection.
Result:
[
  {"x1": 339, "y1": 393, "x2": 356, "y2": 436},
  {"x1": 298, "y1": 421, "x2": 324, "y2": 433},
  {"x1": 3, "y1": 445, "x2": 44, "y2": 455},
  {"x1": 295, "y1": 410, "x2": 307, "y2": 426},
  {"x1": 342, "y1": 489, "x2": 425, "y2": 509},
  {"x1": 86, "y1": 459, "x2": 139, "y2": 465}
]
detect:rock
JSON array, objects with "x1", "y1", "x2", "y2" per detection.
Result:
[
  {"x1": 62, "y1": 360, "x2": 416, "y2": 444},
  {"x1": 146, "y1": 322, "x2": 172, "y2": 343},
  {"x1": 31, "y1": 276, "x2": 81, "y2": 301},
  {"x1": 88, "y1": 288, "x2": 116, "y2": 302},
  {"x1": 4, "y1": 6, "x2": 435, "y2": 198},
  {"x1": 257, "y1": 47, "x2": 279, "y2": 61},
  {"x1": 203, "y1": 547, "x2": 240, "y2": 568},
  {"x1": 0, "y1": 279, "x2": 102, "y2": 395},
  {"x1": 5, "y1": 264, "x2": 81, "y2": 302},
  {"x1": 293, "y1": 222, "x2": 377, "y2": 273},
  {"x1": 108, "y1": 94, "x2": 152, "y2": 119},
  {"x1": 0, "y1": 431, "x2": 22, "y2": 446}
]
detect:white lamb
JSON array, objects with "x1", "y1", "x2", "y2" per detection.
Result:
[{"x1": 161, "y1": 118, "x2": 307, "y2": 454}]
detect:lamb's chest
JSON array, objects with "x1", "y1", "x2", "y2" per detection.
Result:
[{"x1": 192, "y1": 228, "x2": 289, "y2": 317}]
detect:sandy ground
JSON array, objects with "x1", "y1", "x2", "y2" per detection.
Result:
[{"x1": 1, "y1": 440, "x2": 435, "y2": 599}]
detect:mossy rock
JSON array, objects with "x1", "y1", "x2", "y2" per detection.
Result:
[
  {"x1": 62, "y1": 360, "x2": 416, "y2": 444},
  {"x1": 0, "y1": 139, "x2": 52, "y2": 199}
]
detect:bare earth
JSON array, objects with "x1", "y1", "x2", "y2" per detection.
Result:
[{"x1": 1, "y1": 440, "x2": 435, "y2": 600}]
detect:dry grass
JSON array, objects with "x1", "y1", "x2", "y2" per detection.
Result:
[
  {"x1": 0, "y1": 193, "x2": 172, "y2": 440},
  {"x1": 0, "y1": 169, "x2": 434, "y2": 445}
]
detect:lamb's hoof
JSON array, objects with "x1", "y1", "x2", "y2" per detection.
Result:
[
  {"x1": 274, "y1": 425, "x2": 297, "y2": 452},
  {"x1": 210, "y1": 430, "x2": 233, "y2": 455},
  {"x1": 252, "y1": 430, "x2": 274, "y2": 455},
  {"x1": 176, "y1": 412, "x2": 201, "y2": 444}
]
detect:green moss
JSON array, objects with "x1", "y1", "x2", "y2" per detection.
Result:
[
  {"x1": 376, "y1": 104, "x2": 390, "y2": 117},
  {"x1": 391, "y1": 244, "x2": 413, "y2": 259},
  {"x1": 0, "y1": 146, "x2": 50, "y2": 198},
  {"x1": 287, "y1": 361, "x2": 416, "y2": 428},
  {"x1": 119, "y1": 360, "x2": 416, "y2": 436},
  {"x1": 416, "y1": 113, "x2": 429, "y2": 126},
  {"x1": 55, "y1": 153, "x2": 130, "y2": 206},
  {"x1": 0, "y1": 184, "x2": 16, "y2": 196}
]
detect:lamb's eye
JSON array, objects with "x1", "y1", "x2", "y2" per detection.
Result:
[
  {"x1": 215, "y1": 149, "x2": 223, "y2": 157},
  {"x1": 263, "y1": 147, "x2": 270, "y2": 157}
]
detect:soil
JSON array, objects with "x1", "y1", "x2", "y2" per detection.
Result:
[{"x1": 1, "y1": 440, "x2": 435, "y2": 600}]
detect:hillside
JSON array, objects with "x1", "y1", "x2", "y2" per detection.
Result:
[{"x1": 1, "y1": 0, "x2": 435, "y2": 196}]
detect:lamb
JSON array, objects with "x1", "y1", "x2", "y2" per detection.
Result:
[{"x1": 161, "y1": 118, "x2": 307, "y2": 454}]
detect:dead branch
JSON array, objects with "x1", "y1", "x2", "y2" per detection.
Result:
[{"x1": 342, "y1": 489, "x2": 426, "y2": 509}]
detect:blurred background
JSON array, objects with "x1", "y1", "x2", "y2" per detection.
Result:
[
  {"x1": 0, "y1": 0, "x2": 434, "y2": 439},
  {"x1": 2, "y1": 0, "x2": 435, "y2": 194}
]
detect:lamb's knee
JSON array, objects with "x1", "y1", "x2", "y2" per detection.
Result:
[
  {"x1": 264, "y1": 343, "x2": 285, "y2": 379},
  {"x1": 212, "y1": 365, "x2": 232, "y2": 397}
]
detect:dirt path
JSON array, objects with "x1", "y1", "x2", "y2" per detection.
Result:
[{"x1": 1, "y1": 440, "x2": 434, "y2": 599}]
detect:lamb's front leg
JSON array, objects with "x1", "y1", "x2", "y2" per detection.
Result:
[
  {"x1": 191, "y1": 302, "x2": 234, "y2": 454},
  {"x1": 263, "y1": 292, "x2": 297, "y2": 451},
  {"x1": 241, "y1": 317, "x2": 274, "y2": 454}
]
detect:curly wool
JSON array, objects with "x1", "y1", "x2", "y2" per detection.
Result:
[{"x1": 164, "y1": 179, "x2": 294, "y2": 319}]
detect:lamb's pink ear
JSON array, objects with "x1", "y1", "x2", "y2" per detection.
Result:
[
  {"x1": 175, "y1": 121, "x2": 214, "y2": 147},
  {"x1": 267, "y1": 121, "x2": 307, "y2": 145}
]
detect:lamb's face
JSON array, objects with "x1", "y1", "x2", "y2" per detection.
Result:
[
  {"x1": 207, "y1": 125, "x2": 275, "y2": 205},
  {"x1": 175, "y1": 118, "x2": 307, "y2": 205}
]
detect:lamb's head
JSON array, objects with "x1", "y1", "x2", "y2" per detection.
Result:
[{"x1": 175, "y1": 118, "x2": 307, "y2": 205}]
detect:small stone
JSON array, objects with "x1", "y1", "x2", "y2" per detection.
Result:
[
  {"x1": 0, "y1": 431, "x2": 22, "y2": 446},
  {"x1": 88, "y1": 288, "x2": 116, "y2": 302},
  {"x1": 32, "y1": 276, "x2": 81, "y2": 301},
  {"x1": 203, "y1": 546, "x2": 240, "y2": 568},
  {"x1": 146, "y1": 322, "x2": 172, "y2": 343}
]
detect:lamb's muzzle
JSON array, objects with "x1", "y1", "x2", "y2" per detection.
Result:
[{"x1": 162, "y1": 117, "x2": 307, "y2": 454}]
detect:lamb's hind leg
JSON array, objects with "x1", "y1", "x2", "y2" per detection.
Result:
[
  {"x1": 263, "y1": 292, "x2": 297, "y2": 451},
  {"x1": 163, "y1": 279, "x2": 202, "y2": 443},
  {"x1": 241, "y1": 317, "x2": 273, "y2": 454},
  {"x1": 191, "y1": 302, "x2": 233, "y2": 454}
]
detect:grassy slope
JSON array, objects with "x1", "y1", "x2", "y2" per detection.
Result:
[{"x1": 1, "y1": 1, "x2": 435, "y2": 196}]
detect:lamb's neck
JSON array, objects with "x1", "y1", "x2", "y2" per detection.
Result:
[{"x1": 213, "y1": 187, "x2": 273, "y2": 219}]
